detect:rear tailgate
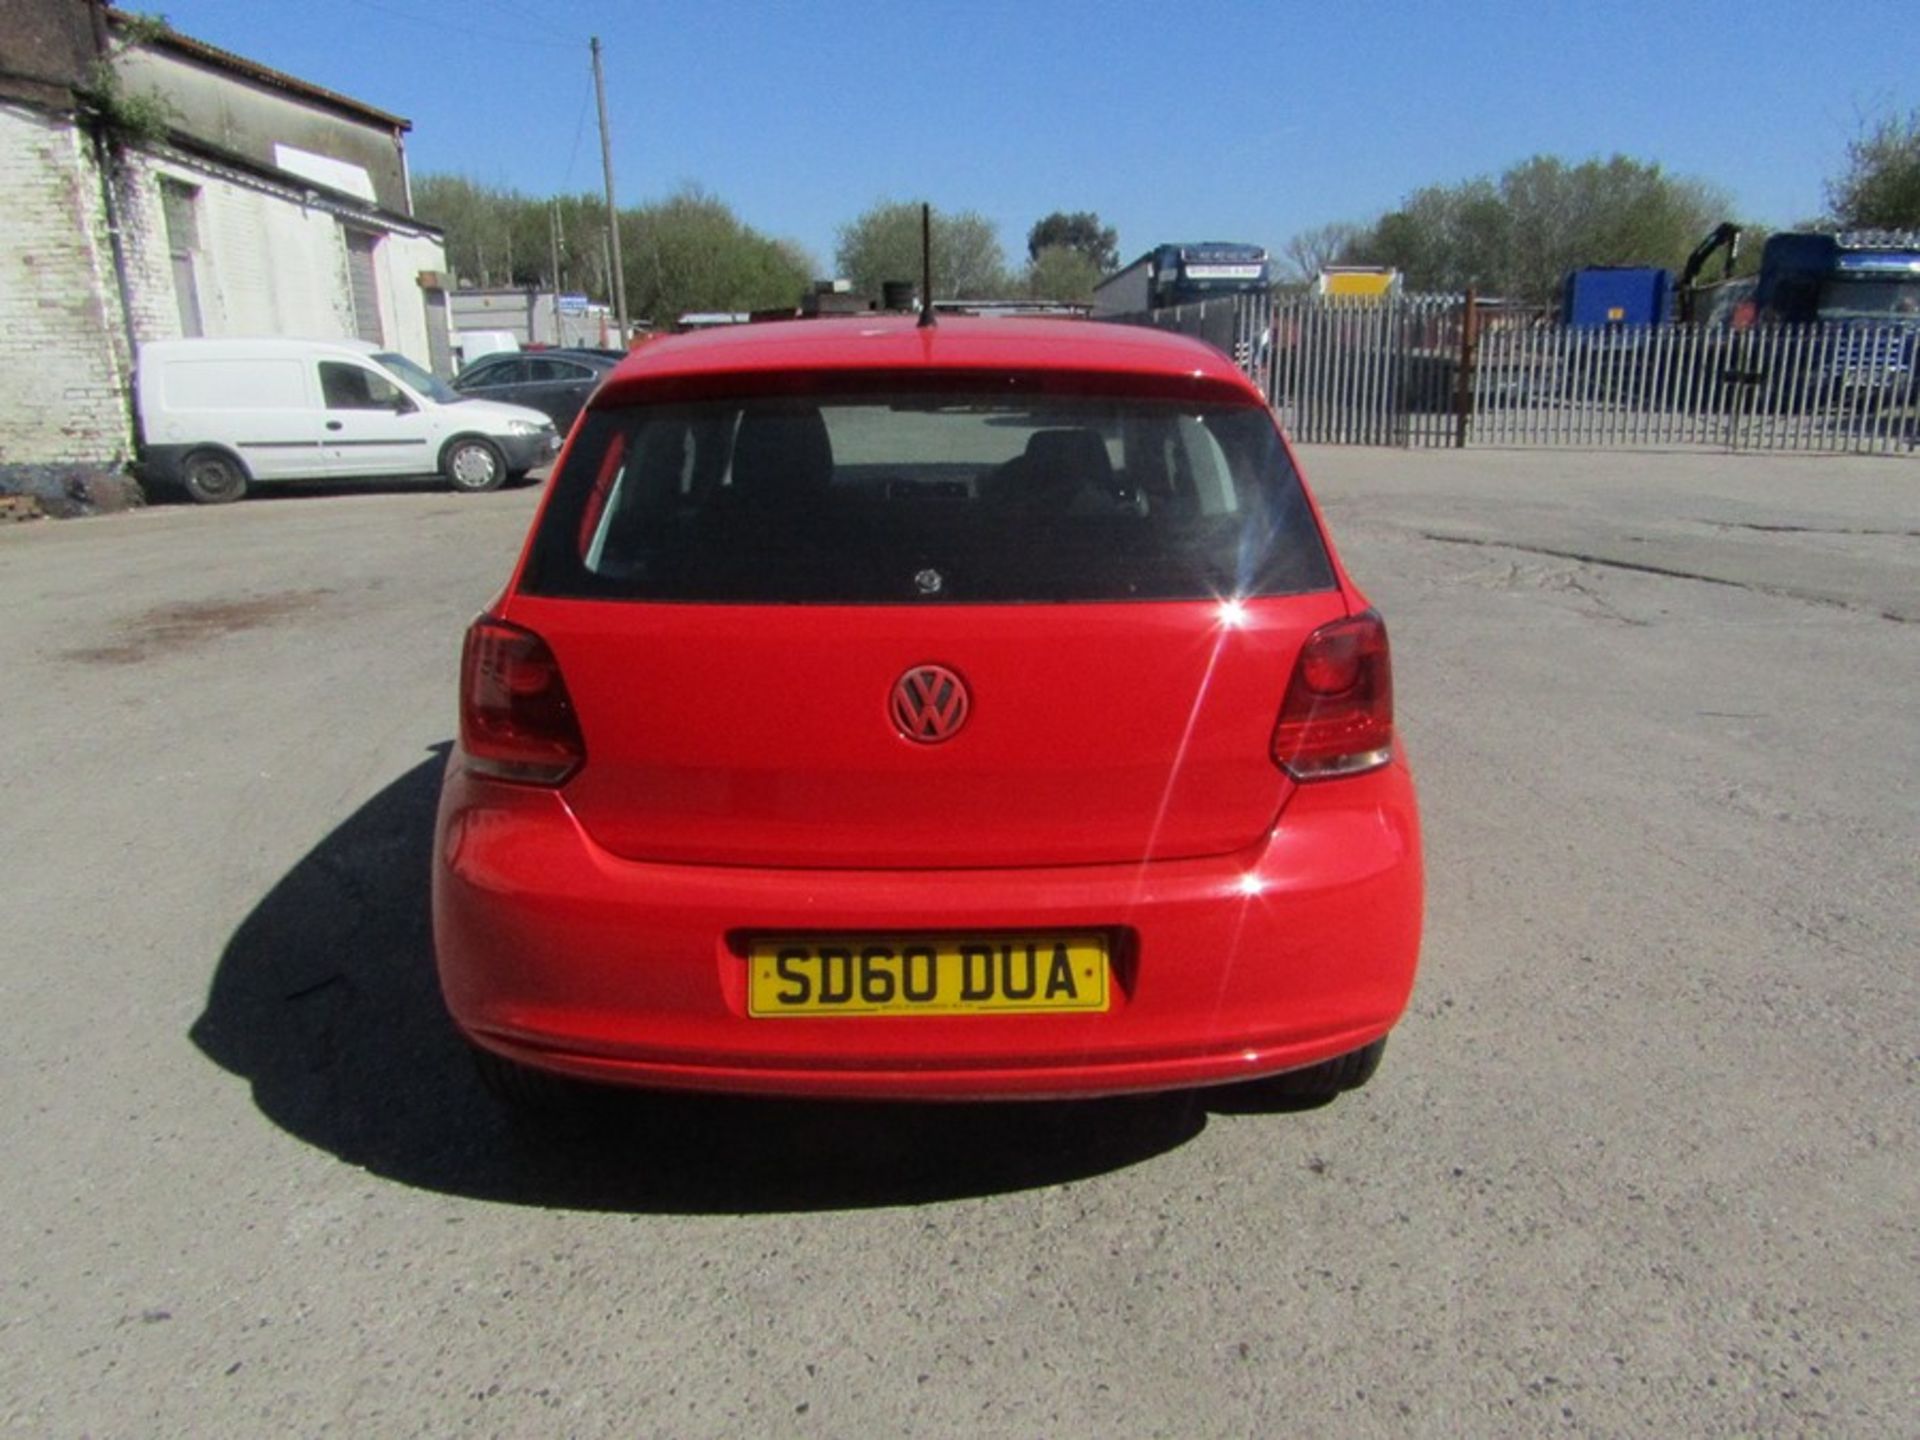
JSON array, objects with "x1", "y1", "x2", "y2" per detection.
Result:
[
  {"x1": 507, "y1": 592, "x2": 1343, "y2": 869},
  {"x1": 503, "y1": 363, "x2": 1346, "y2": 871}
]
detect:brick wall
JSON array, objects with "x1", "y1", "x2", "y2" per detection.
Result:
[
  {"x1": 0, "y1": 101, "x2": 135, "y2": 479},
  {"x1": 0, "y1": 103, "x2": 450, "y2": 492},
  {"x1": 105, "y1": 150, "x2": 178, "y2": 347}
]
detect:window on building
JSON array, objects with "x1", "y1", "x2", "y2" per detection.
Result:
[
  {"x1": 341, "y1": 227, "x2": 383, "y2": 344},
  {"x1": 159, "y1": 179, "x2": 203, "y2": 338}
]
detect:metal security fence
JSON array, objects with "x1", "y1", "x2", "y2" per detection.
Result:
[
  {"x1": 1115, "y1": 293, "x2": 1920, "y2": 456},
  {"x1": 1123, "y1": 294, "x2": 1274, "y2": 381},
  {"x1": 1274, "y1": 295, "x2": 1464, "y2": 447},
  {"x1": 1125, "y1": 294, "x2": 1462, "y2": 446},
  {"x1": 1470, "y1": 318, "x2": 1920, "y2": 454}
]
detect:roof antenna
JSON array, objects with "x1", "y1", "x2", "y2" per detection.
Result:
[{"x1": 917, "y1": 202, "x2": 937, "y2": 328}]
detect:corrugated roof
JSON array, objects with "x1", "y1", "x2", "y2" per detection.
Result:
[{"x1": 107, "y1": 7, "x2": 412, "y2": 131}]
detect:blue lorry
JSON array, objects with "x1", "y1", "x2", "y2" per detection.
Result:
[
  {"x1": 1561, "y1": 228, "x2": 1919, "y2": 408},
  {"x1": 1753, "y1": 231, "x2": 1920, "y2": 323},
  {"x1": 1564, "y1": 227, "x2": 1920, "y2": 328},
  {"x1": 1090, "y1": 243, "x2": 1272, "y2": 316},
  {"x1": 1750, "y1": 232, "x2": 1920, "y2": 403}
]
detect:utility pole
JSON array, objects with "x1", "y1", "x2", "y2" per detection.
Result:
[
  {"x1": 1453, "y1": 287, "x2": 1479, "y2": 450},
  {"x1": 600, "y1": 234, "x2": 615, "y2": 345},
  {"x1": 549, "y1": 201, "x2": 564, "y2": 343},
  {"x1": 590, "y1": 37, "x2": 630, "y2": 341}
]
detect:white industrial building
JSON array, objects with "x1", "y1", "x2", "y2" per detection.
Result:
[
  {"x1": 0, "y1": 0, "x2": 451, "y2": 498},
  {"x1": 452, "y1": 288, "x2": 619, "y2": 353}
]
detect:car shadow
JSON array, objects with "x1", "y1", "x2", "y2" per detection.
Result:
[
  {"x1": 191, "y1": 747, "x2": 1209, "y2": 1213},
  {"x1": 143, "y1": 472, "x2": 547, "y2": 506}
]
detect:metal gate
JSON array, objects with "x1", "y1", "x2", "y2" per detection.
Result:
[
  {"x1": 1117, "y1": 293, "x2": 1919, "y2": 456},
  {"x1": 1271, "y1": 295, "x2": 1462, "y2": 447},
  {"x1": 422, "y1": 285, "x2": 453, "y2": 379},
  {"x1": 341, "y1": 227, "x2": 383, "y2": 345}
]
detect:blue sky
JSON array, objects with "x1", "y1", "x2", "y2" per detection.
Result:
[{"x1": 163, "y1": 0, "x2": 1913, "y2": 271}]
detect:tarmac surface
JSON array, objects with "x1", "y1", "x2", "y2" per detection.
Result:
[{"x1": 2, "y1": 448, "x2": 1915, "y2": 1436}]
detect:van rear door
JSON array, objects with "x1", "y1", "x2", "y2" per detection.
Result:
[{"x1": 157, "y1": 354, "x2": 327, "y2": 479}]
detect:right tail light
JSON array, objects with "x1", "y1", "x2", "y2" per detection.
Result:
[{"x1": 1272, "y1": 610, "x2": 1394, "y2": 780}]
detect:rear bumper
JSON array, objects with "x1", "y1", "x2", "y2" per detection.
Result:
[{"x1": 433, "y1": 756, "x2": 1423, "y2": 1099}]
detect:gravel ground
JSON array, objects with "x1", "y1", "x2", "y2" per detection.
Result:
[{"x1": 1, "y1": 450, "x2": 1914, "y2": 1437}]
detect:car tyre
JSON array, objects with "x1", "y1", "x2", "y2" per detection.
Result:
[
  {"x1": 1230, "y1": 1037, "x2": 1387, "y2": 1108},
  {"x1": 181, "y1": 449, "x2": 248, "y2": 504},
  {"x1": 468, "y1": 1042, "x2": 594, "y2": 1112},
  {"x1": 443, "y1": 436, "x2": 507, "y2": 493}
]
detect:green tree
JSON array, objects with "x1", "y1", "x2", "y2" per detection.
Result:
[
  {"x1": 622, "y1": 186, "x2": 815, "y2": 324},
  {"x1": 1026, "y1": 211, "x2": 1120, "y2": 272},
  {"x1": 414, "y1": 175, "x2": 814, "y2": 321},
  {"x1": 552, "y1": 191, "x2": 620, "y2": 297},
  {"x1": 1025, "y1": 245, "x2": 1103, "y2": 303},
  {"x1": 414, "y1": 174, "x2": 526, "y2": 285},
  {"x1": 1336, "y1": 154, "x2": 1731, "y2": 303},
  {"x1": 835, "y1": 201, "x2": 1011, "y2": 300},
  {"x1": 1506, "y1": 155, "x2": 1727, "y2": 301},
  {"x1": 1348, "y1": 177, "x2": 1511, "y2": 293},
  {"x1": 1827, "y1": 107, "x2": 1920, "y2": 228},
  {"x1": 1281, "y1": 222, "x2": 1366, "y2": 282}
]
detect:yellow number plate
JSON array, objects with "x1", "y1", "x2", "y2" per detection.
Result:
[{"x1": 747, "y1": 935, "x2": 1110, "y2": 1017}]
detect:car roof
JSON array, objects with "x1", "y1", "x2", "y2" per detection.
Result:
[
  {"x1": 595, "y1": 315, "x2": 1258, "y2": 399},
  {"x1": 540, "y1": 349, "x2": 621, "y2": 365}
]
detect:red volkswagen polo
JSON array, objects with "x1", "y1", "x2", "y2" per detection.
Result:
[{"x1": 433, "y1": 315, "x2": 1422, "y2": 1108}]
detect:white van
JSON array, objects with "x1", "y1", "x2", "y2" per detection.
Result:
[
  {"x1": 135, "y1": 337, "x2": 561, "y2": 503},
  {"x1": 452, "y1": 330, "x2": 521, "y2": 369}
]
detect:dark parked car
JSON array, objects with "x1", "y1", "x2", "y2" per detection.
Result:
[{"x1": 450, "y1": 349, "x2": 619, "y2": 433}]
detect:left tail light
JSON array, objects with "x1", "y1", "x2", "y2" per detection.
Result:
[
  {"x1": 1272, "y1": 610, "x2": 1394, "y2": 780},
  {"x1": 459, "y1": 618, "x2": 585, "y2": 785}
]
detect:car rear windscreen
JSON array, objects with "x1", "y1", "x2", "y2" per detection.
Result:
[{"x1": 521, "y1": 385, "x2": 1335, "y2": 604}]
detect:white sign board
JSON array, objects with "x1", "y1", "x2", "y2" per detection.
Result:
[
  {"x1": 273, "y1": 144, "x2": 377, "y2": 204},
  {"x1": 1183, "y1": 264, "x2": 1265, "y2": 280}
]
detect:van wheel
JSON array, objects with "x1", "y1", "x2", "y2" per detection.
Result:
[
  {"x1": 443, "y1": 437, "x2": 506, "y2": 493},
  {"x1": 181, "y1": 450, "x2": 248, "y2": 504}
]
